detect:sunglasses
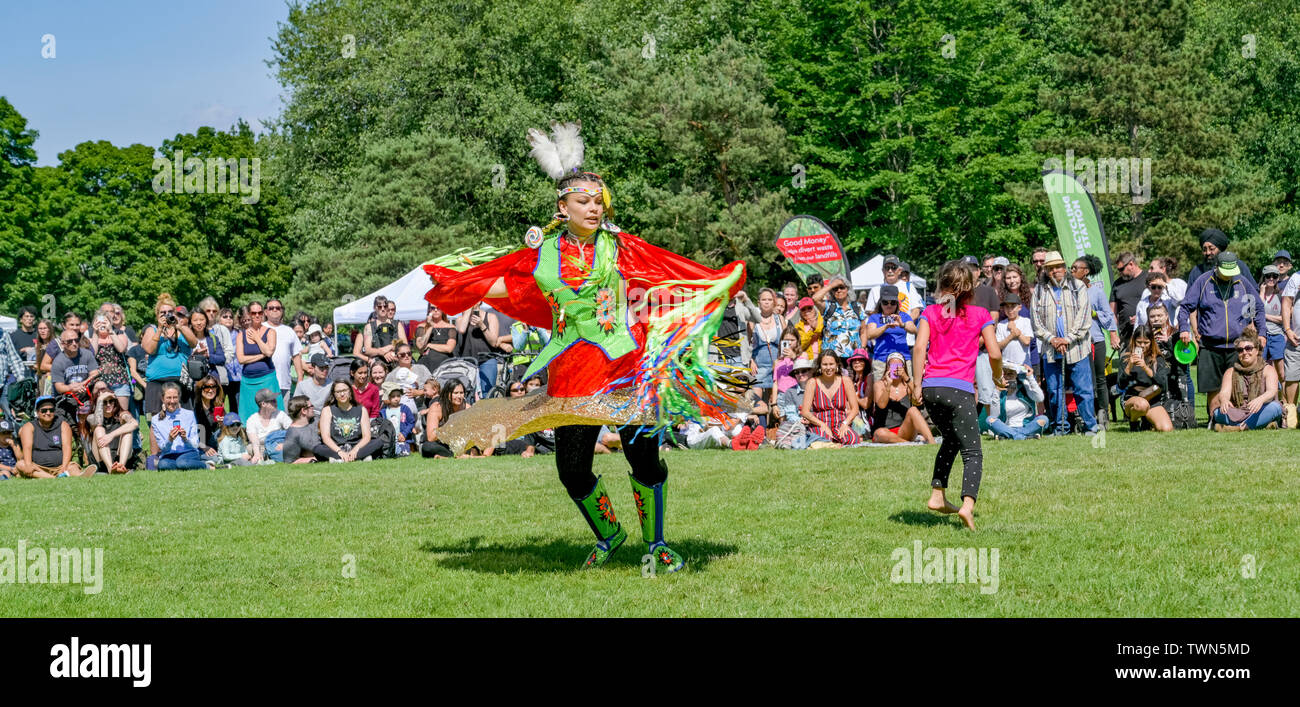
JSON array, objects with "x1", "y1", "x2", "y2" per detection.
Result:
[
  {"x1": 397, "y1": 352, "x2": 412, "y2": 357},
  {"x1": 250, "y1": 310, "x2": 264, "y2": 315},
  {"x1": 1236, "y1": 345, "x2": 1257, "y2": 352},
  {"x1": 1149, "y1": 285, "x2": 1165, "y2": 290},
  {"x1": 62, "y1": 339, "x2": 78, "y2": 345},
  {"x1": 267, "y1": 306, "x2": 283, "y2": 311}
]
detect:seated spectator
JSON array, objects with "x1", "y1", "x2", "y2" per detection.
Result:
[
  {"x1": 772, "y1": 358, "x2": 815, "y2": 449},
  {"x1": 216, "y1": 413, "x2": 258, "y2": 467},
  {"x1": 871, "y1": 353, "x2": 935, "y2": 444},
  {"x1": 862, "y1": 285, "x2": 916, "y2": 380},
  {"x1": 1211, "y1": 329, "x2": 1282, "y2": 430},
  {"x1": 800, "y1": 351, "x2": 862, "y2": 446},
  {"x1": 984, "y1": 365, "x2": 1049, "y2": 440},
  {"x1": 676, "y1": 419, "x2": 735, "y2": 449},
  {"x1": 90, "y1": 391, "x2": 138, "y2": 473},
  {"x1": 17, "y1": 396, "x2": 89, "y2": 477},
  {"x1": 295, "y1": 354, "x2": 334, "y2": 411},
  {"x1": 1147, "y1": 303, "x2": 1192, "y2": 404},
  {"x1": 193, "y1": 375, "x2": 225, "y2": 452},
  {"x1": 51, "y1": 328, "x2": 101, "y2": 449},
  {"x1": 593, "y1": 426, "x2": 623, "y2": 454},
  {"x1": 420, "y1": 379, "x2": 467, "y2": 458},
  {"x1": 385, "y1": 342, "x2": 433, "y2": 410},
  {"x1": 845, "y1": 348, "x2": 872, "y2": 432},
  {"x1": 0, "y1": 419, "x2": 21, "y2": 479},
  {"x1": 729, "y1": 412, "x2": 767, "y2": 451},
  {"x1": 151, "y1": 383, "x2": 208, "y2": 470},
  {"x1": 348, "y1": 358, "x2": 380, "y2": 420},
  {"x1": 770, "y1": 327, "x2": 800, "y2": 409},
  {"x1": 380, "y1": 388, "x2": 417, "y2": 456},
  {"x1": 525, "y1": 376, "x2": 543, "y2": 394},
  {"x1": 316, "y1": 380, "x2": 384, "y2": 462},
  {"x1": 281, "y1": 396, "x2": 323, "y2": 464},
  {"x1": 246, "y1": 388, "x2": 292, "y2": 463},
  {"x1": 1117, "y1": 325, "x2": 1174, "y2": 432},
  {"x1": 489, "y1": 382, "x2": 547, "y2": 457}
]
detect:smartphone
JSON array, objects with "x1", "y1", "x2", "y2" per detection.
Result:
[{"x1": 1134, "y1": 346, "x2": 1145, "y2": 358}]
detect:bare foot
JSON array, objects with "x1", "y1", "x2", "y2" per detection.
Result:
[
  {"x1": 956, "y1": 506, "x2": 976, "y2": 530},
  {"x1": 927, "y1": 491, "x2": 959, "y2": 514}
]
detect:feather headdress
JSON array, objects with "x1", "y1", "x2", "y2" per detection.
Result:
[{"x1": 527, "y1": 121, "x2": 585, "y2": 179}]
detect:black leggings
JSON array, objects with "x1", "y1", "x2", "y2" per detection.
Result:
[
  {"x1": 1092, "y1": 342, "x2": 1109, "y2": 419},
  {"x1": 555, "y1": 425, "x2": 666, "y2": 499},
  {"x1": 313, "y1": 439, "x2": 385, "y2": 461},
  {"x1": 922, "y1": 386, "x2": 983, "y2": 500}
]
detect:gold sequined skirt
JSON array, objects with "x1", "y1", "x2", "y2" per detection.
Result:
[{"x1": 434, "y1": 387, "x2": 657, "y2": 455}]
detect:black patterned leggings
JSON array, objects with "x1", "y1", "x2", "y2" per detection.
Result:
[
  {"x1": 555, "y1": 425, "x2": 666, "y2": 498},
  {"x1": 922, "y1": 386, "x2": 983, "y2": 500}
]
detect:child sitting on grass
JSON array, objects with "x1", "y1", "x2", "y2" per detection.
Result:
[
  {"x1": 382, "y1": 387, "x2": 417, "y2": 456},
  {"x1": 0, "y1": 420, "x2": 21, "y2": 480},
  {"x1": 217, "y1": 414, "x2": 256, "y2": 467}
]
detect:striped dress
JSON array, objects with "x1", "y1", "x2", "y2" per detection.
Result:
[{"x1": 810, "y1": 378, "x2": 861, "y2": 445}]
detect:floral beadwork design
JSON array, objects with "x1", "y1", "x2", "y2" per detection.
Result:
[
  {"x1": 595, "y1": 287, "x2": 617, "y2": 333},
  {"x1": 596, "y1": 494, "x2": 616, "y2": 524},
  {"x1": 659, "y1": 550, "x2": 674, "y2": 565},
  {"x1": 633, "y1": 489, "x2": 647, "y2": 523}
]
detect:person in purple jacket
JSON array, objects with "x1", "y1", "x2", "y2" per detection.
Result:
[{"x1": 1178, "y1": 251, "x2": 1267, "y2": 423}]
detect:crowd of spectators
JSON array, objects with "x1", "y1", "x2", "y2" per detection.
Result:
[{"x1": 1, "y1": 229, "x2": 1292, "y2": 479}]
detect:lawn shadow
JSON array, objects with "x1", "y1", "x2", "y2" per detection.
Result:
[
  {"x1": 420, "y1": 535, "x2": 738, "y2": 574},
  {"x1": 887, "y1": 509, "x2": 972, "y2": 529}
]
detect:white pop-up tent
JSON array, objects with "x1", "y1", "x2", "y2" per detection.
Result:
[
  {"x1": 332, "y1": 263, "x2": 440, "y2": 325},
  {"x1": 849, "y1": 254, "x2": 927, "y2": 291},
  {"x1": 0, "y1": 315, "x2": 16, "y2": 333}
]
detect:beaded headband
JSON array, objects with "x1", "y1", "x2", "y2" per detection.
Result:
[{"x1": 557, "y1": 186, "x2": 603, "y2": 198}]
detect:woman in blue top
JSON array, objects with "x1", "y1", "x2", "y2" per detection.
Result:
[
  {"x1": 862, "y1": 284, "x2": 916, "y2": 379},
  {"x1": 151, "y1": 382, "x2": 207, "y2": 470},
  {"x1": 236, "y1": 301, "x2": 283, "y2": 417},
  {"x1": 141, "y1": 293, "x2": 197, "y2": 418}
]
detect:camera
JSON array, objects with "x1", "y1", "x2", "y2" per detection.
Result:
[{"x1": 163, "y1": 313, "x2": 178, "y2": 326}]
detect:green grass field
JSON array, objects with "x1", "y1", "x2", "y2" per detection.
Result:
[{"x1": 0, "y1": 426, "x2": 1296, "y2": 617}]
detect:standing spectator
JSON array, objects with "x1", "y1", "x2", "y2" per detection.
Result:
[
  {"x1": 1109, "y1": 252, "x2": 1148, "y2": 342},
  {"x1": 961, "y1": 256, "x2": 1001, "y2": 312},
  {"x1": 221, "y1": 308, "x2": 243, "y2": 413},
  {"x1": 812, "y1": 277, "x2": 866, "y2": 359},
  {"x1": 141, "y1": 294, "x2": 197, "y2": 417},
  {"x1": 1117, "y1": 325, "x2": 1174, "y2": 432},
  {"x1": 107, "y1": 303, "x2": 137, "y2": 343},
  {"x1": 1259, "y1": 265, "x2": 1287, "y2": 384},
  {"x1": 1281, "y1": 266, "x2": 1300, "y2": 408},
  {"x1": 1272, "y1": 250, "x2": 1292, "y2": 290},
  {"x1": 800, "y1": 350, "x2": 862, "y2": 446},
  {"x1": 295, "y1": 354, "x2": 334, "y2": 411},
  {"x1": 1210, "y1": 329, "x2": 1281, "y2": 430},
  {"x1": 33, "y1": 319, "x2": 56, "y2": 382},
  {"x1": 772, "y1": 295, "x2": 787, "y2": 321},
  {"x1": 280, "y1": 396, "x2": 323, "y2": 464},
  {"x1": 1074, "y1": 255, "x2": 1120, "y2": 424},
  {"x1": 265, "y1": 299, "x2": 304, "y2": 400},
  {"x1": 302, "y1": 324, "x2": 330, "y2": 361},
  {"x1": 1030, "y1": 247, "x2": 1049, "y2": 278},
  {"x1": 199, "y1": 297, "x2": 235, "y2": 400},
  {"x1": 455, "y1": 301, "x2": 504, "y2": 397},
  {"x1": 862, "y1": 285, "x2": 915, "y2": 381},
  {"x1": 246, "y1": 388, "x2": 292, "y2": 463},
  {"x1": 151, "y1": 383, "x2": 208, "y2": 470},
  {"x1": 794, "y1": 297, "x2": 824, "y2": 362},
  {"x1": 1135, "y1": 271, "x2": 1179, "y2": 327},
  {"x1": 781, "y1": 282, "x2": 800, "y2": 325},
  {"x1": 984, "y1": 366, "x2": 1049, "y2": 441},
  {"x1": 729, "y1": 290, "x2": 764, "y2": 368},
  {"x1": 748, "y1": 289, "x2": 783, "y2": 410},
  {"x1": 0, "y1": 327, "x2": 31, "y2": 425},
  {"x1": 316, "y1": 380, "x2": 384, "y2": 462},
  {"x1": 189, "y1": 310, "x2": 225, "y2": 394},
  {"x1": 1179, "y1": 252, "x2": 1266, "y2": 423},
  {"x1": 987, "y1": 256, "x2": 1009, "y2": 297},
  {"x1": 1147, "y1": 257, "x2": 1187, "y2": 303},
  {"x1": 88, "y1": 313, "x2": 130, "y2": 411},
  {"x1": 507, "y1": 319, "x2": 548, "y2": 383},
  {"x1": 911, "y1": 260, "x2": 1003, "y2": 530},
  {"x1": 357, "y1": 297, "x2": 405, "y2": 363},
  {"x1": 16, "y1": 396, "x2": 87, "y2": 477},
  {"x1": 236, "y1": 301, "x2": 282, "y2": 416},
  {"x1": 11, "y1": 306, "x2": 38, "y2": 360},
  {"x1": 320, "y1": 322, "x2": 338, "y2": 356},
  {"x1": 1031, "y1": 251, "x2": 1098, "y2": 435},
  {"x1": 1186, "y1": 228, "x2": 1255, "y2": 289},
  {"x1": 864, "y1": 255, "x2": 923, "y2": 320}
]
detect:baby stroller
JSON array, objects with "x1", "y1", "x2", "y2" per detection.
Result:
[{"x1": 432, "y1": 357, "x2": 481, "y2": 403}]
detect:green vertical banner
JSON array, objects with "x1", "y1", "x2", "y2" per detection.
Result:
[
  {"x1": 1043, "y1": 168, "x2": 1115, "y2": 356},
  {"x1": 775, "y1": 215, "x2": 851, "y2": 287}
]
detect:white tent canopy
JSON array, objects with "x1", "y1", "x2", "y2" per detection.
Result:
[
  {"x1": 849, "y1": 255, "x2": 927, "y2": 291},
  {"x1": 0, "y1": 315, "x2": 16, "y2": 333},
  {"x1": 332, "y1": 263, "x2": 440, "y2": 325}
]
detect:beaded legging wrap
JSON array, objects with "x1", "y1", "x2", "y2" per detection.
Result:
[
  {"x1": 810, "y1": 380, "x2": 861, "y2": 445},
  {"x1": 555, "y1": 425, "x2": 666, "y2": 499}
]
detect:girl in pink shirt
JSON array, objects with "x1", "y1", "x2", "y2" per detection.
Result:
[{"x1": 911, "y1": 260, "x2": 1004, "y2": 530}]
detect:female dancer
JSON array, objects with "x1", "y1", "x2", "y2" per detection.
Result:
[
  {"x1": 424, "y1": 123, "x2": 745, "y2": 571},
  {"x1": 911, "y1": 260, "x2": 1003, "y2": 530}
]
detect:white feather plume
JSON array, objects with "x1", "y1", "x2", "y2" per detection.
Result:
[
  {"x1": 549, "y1": 122, "x2": 585, "y2": 175},
  {"x1": 527, "y1": 127, "x2": 565, "y2": 179}
]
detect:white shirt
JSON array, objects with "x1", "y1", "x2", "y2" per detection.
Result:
[
  {"x1": 270, "y1": 324, "x2": 301, "y2": 391},
  {"x1": 1283, "y1": 277, "x2": 1300, "y2": 331},
  {"x1": 994, "y1": 316, "x2": 1034, "y2": 368},
  {"x1": 246, "y1": 410, "x2": 292, "y2": 457},
  {"x1": 1135, "y1": 294, "x2": 1180, "y2": 328}
]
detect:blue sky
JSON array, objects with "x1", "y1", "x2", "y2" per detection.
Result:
[{"x1": 1, "y1": 1, "x2": 288, "y2": 166}]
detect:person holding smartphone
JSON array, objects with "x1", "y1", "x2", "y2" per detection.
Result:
[{"x1": 863, "y1": 284, "x2": 916, "y2": 382}]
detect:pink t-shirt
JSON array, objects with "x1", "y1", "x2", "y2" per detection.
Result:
[{"x1": 918, "y1": 303, "x2": 993, "y2": 393}]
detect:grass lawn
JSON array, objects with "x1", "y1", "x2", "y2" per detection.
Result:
[{"x1": 0, "y1": 426, "x2": 1295, "y2": 617}]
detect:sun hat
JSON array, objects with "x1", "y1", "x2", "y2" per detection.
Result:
[
  {"x1": 792, "y1": 358, "x2": 814, "y2": 372},
  {"x1": 847, "y1": 348, "x2": 869, "y2": 363},
  {"x1": 1042, "y1": 250, "x2": 1066, "y2": 267}
]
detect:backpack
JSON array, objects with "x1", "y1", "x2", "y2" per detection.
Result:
[
  {"x1": 185, "y1": 352, "x2": 211, "y2": 386},
  {"x1": 1167, "y1": 399, "x2": 1197, "y2": 430},
  {"x1": 369, "y1": 417, "x2": 395, "y2": 459},
  {"x1": 264, "y1": 428, "x2": 287, "y2": 463}
]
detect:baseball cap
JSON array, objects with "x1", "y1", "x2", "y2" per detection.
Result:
[
  {"x1": 879, "y1": 284, "x2": 900, "y2": 301},
  {"x1": 0, "y1": 419, "x2": 11, "y2": 433},
  {"x1": 310, "y1": 353, "x2": 331, "y2": 368},
  {"x1": 798, "y1": 297, "x2": 816, "y2": 310},
  {"x1": 1262, "y1": 264, "x2": 1281, "y2": 278},
  {"x1": 898, "y1": 261, "x2": 912, "y2": 274},
  {"x1": 35, "y1": 396, "x2": 56, "y2": 411},
  {"x1": 1002, "y1": 292, "x2": 1022, "y2": 305},
  {"x1": 883, "y1": 255, "x2": 901, "y2": 268},
  {"x1": 222, "y1": 413, "x2": 242, "y2": 426},
  {"x1": 1274, "y1": 250, "x2": 1292, "y2": 263},
  {"x1": 960, "y1": 255, "x2": 980, "y2": 267},
  {"x1": 1216, "y1": 251, "x2": 1241, "y2": 278},
  {"x1": 991, "y1": 256, "x2": 1010, "y2": 267}
]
